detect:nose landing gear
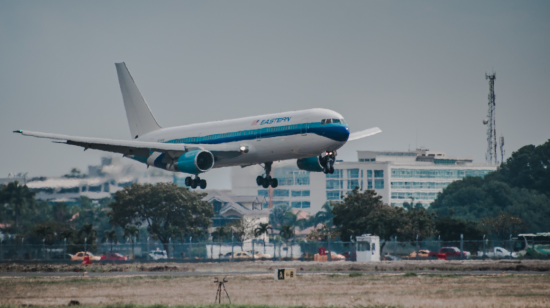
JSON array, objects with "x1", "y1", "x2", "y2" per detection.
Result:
[
  {"x1": 256, "y1": 162, "x2": 278, "y2": 188},
  {"x1": 185, "y1": 175, "x2": 207, "y2": 189},
  {"x1": 320, "y1": 151, "x2": 336, "y2": 174}
]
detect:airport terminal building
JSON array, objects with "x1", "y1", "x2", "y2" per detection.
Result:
[{"x1": 231, "y1": 148, "x2": 497, "y2": 213}]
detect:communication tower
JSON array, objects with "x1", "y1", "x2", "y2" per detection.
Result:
[{"x1": 483, "y1": 73, "x2": 498, "y2": 165}]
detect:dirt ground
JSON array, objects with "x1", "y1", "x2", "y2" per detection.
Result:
[
  {"x1": 1, "y1": 259, "x2": 550, "y2": 273},
  {"x1": 1, "y1": 273, "x2": 550, "y2": 308}
]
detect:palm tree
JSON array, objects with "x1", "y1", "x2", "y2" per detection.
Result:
[
  {"x1": 254, "y1": 222, "x2": 272, "y2": 253},
  {"x1": 0, "y1": 181, "x2": 36, "y2": 227},
  {"x1": 102, "y1": 229, "x2": 118, "y2": 252},
  {"x1": 123, "y1": 225, "x2": 140, "y2": 258},
  {"x1": 280, "y1": 224, "x2": 294, "y2": 258},
  {"x1": 314, "y1": 202, "x2": 334, "y2": 227},
  {"x1": 77, "y1": 223, "x2": 97, "y2": 252}
]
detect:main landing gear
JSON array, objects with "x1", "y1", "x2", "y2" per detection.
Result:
[
  {"x1": 256, "y1": 162, "x2": 278, "y2": 188},
  {"x1": 185, "y1": 176, "x2": 207, "y2": 189},
  {"x1": 320, "y1": 151, "x2": 336, "y2": 174}
]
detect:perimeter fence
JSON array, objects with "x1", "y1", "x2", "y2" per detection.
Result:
[{"x1": 0, "y1": 237, "x2": 548, "y2": 262}]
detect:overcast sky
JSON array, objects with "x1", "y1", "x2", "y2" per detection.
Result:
[{"x1": 1, "y1": 1, "x2": 549, "y2": 189}]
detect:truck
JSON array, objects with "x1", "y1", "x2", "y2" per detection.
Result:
[
  {"x1": 477, "y1": 247, "x2": 516, "y2": 259},
  {"x1": 428, "y1": 247, "x2": 471, "y2": 259}
]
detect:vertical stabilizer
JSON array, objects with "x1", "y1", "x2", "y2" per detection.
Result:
[{"x1": 115, "y1": 62, "x2": 162, "y2": 139}]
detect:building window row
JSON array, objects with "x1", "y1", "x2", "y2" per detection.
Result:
[
  {"x1": 291, "y1": 201, "x2": 311, "y2": 208},
  {"x1": 391, "y1": 168, "x2": 492, "y2": 179},
  {"x1": 391, "y1": 181, "x2": 452, "y2": 189},
  {"x1": 391, "y1": 192, "x2": 438, "y2": 200},
  {"x1": 359, "y1": 158, "x2": 375, "y2": 162},
  {"x1": 291, "y1": 190, "x2": 310, "y2": 197},
  {"x1": 327, "y1": 169, "x2": 384, "y2": 179},
  {"x1": 258, "y1": 189, "x2": 311, "y2": 197}
]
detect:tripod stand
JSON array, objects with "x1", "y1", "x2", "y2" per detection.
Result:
[{"x1": 214, "y1": 277, "x2": 231, "y2": 304}]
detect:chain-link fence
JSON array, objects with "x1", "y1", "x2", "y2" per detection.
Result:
[{"x1": 1, "y1": 237, "x2": 549, "y2": 262}]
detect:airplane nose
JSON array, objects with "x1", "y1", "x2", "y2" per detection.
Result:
[{"x1": 334, "y1": 126, "x2": 350, "y2": 142}]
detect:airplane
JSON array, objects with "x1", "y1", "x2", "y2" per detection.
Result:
[{"x1": 14, "y1": 63, "x2": 381, "y2": 189}]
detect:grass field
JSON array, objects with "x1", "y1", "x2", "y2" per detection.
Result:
[{"x1": 1, "y1": 273, "x2": 549, "y2": 308}]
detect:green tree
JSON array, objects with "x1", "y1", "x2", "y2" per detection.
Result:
[
  {"x1": 280, "y1": 224, "x2": 294, "y2": 241},
  {"x1": 228, "y1": 218, "x2": 255, "y2": 250},
  {"x1": 254, "y1": 222, "x2": 272, "y2": 253},
  {"x1": 108, "y1": 183, "x2": 214, "y2": 254},
  {"x1": 482, "y1": 213, "x2": 528, "y2": 246},
  {"x1": 102, "y1": 229, "x2": 118, "y2": 252},
  {"x1": 434, "y1": 215, "x2": 484, "y2": 241},
  {"x1": 0, "y1": 181, "x2": 36, "y2": 228},
  {"x1": 123, "y1": 224, "x2": 140, "y2": 257},
  {"x1": 402, "y1": 199, "x2": 436, "y2": 242},
  {"x1": 75, "y1": 223, "x2": 97, "y2": 252},
  {"x1": 269, "y1": 203, "x2": 291, "y2": 230},
  {"x1": 333, "y1": 188, "x2": 410, "y2": 254}
]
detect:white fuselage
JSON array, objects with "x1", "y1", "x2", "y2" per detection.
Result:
[{"x1": 137, "y1": 108, "x2": 349, "y2": 170}]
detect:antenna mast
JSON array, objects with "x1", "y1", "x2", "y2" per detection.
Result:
[{"x1": 484, "y1": 72, "x2": 498, "y2": 165}]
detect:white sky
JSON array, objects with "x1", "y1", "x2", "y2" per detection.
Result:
[{"x1": 1, "y1": 1, "x2": 549, "y2": 189}]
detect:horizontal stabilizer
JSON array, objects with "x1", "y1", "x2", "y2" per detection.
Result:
[{"x1": 348, "y1": 127, "x2": 382, "y2": 141}]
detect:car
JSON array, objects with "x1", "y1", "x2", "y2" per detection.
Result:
[
  {"x1": 247, "y1": 250, "x2": 272, "y2": 259},
  {"x1": 477, "y1": 247, "x2": 517, "y2": 259},
  {"x1": 409, "y1": 249, "x2": 430, "y2": 258},
  {"x1": 383, "y1": 254, "x2": 402, "y2": 261},
  {"x1": 149, "y1": 248, "x2": 168, "y2": 260},
  {"x1": 101, "y1": 252, "x2": 128, "y2": 261},
  {"x1": 428, "y1": 247, "x2": 470, "y2": 259},
  {"x1": 327, "y1": 251, "x2": 346, "y2": 261},
  {"x1": 341, "y1": 251, "x2": 357, "y2": 261},
  {"x1": 222, "y1": 251, "x2": 252, "y2": 260},
  {"x1": 70, "y1": 251, "x2": 101, "y2": 261}
]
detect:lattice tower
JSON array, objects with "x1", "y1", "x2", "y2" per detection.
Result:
[{"x1": 485, "y1": 73, "x2": 497, "y2": 165}]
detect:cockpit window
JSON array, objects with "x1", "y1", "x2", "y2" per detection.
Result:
[
  {"x1": 340, "y1": 119, "x2": 346, "y2": 124},
  {"x1": 321, "y1": 119, "x2": 326, "y2": 125},
  {"x1": 326, "y1": 119, "x2": 332, "y2": 124},
  {"x1": 332, "y1": 119, "x2": 341, "y2": 124}
]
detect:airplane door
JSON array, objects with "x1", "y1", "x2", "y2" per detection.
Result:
[
  {"x1": 301, "y1": 118, "x2": 308, "y2": 135},
  {"x1": 256, "y1": 125, "x2": 262, "y2": 141}
]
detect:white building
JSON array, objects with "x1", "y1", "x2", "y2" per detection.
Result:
[
  {"x1": 231, "y1": 148, "x2": 497, "y2": 214},
  {"x1": 26, "y1": 157, "x2": 174, "y2": 203}
]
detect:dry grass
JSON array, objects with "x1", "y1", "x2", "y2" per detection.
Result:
[{"x1": 1, "y1": 273, "x2": 549, "y2": 307}]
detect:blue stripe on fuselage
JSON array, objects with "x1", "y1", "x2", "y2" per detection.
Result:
[{"x1": 164, "y1": 122, "x2": 349, "y2": 145}]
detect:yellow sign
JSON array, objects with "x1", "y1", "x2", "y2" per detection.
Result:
[{"x1": 275, "y1": 268, "x2": 296, "y2": 280}]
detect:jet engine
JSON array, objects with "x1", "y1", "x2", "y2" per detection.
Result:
[
  {"x1": 296, "y1": 156, "x2": 324, "y2": 172},
  {"x1": 176, "y1": 150, "x2": 215, "y2": 174}
]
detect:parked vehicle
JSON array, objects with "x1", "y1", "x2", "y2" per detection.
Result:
[
  {"x1": 341, "y1": 251, "x2": 357, "y2": 261},
  {"x1": 247, "y1": 250, "x2": 272, "y2": 259},
  {"x1": 409, "y1": 249, "x2": 430, "y2": 258},
  {"x1": 70, "y1": 251, "x2": 101, "y2": 261},
  {"x1": 327, "y1": 251, "x2": 346, "y2": 261},
  {"x1": 383, "y1": 254, "x2": 402, "y2": 261},
  {"x1": 477, "y1": 247, "x2": 516, "y2": 259},
  {"x1": 101, "y1": 252, "x2": 128, "y2": 261},
  {"x1": 428, "y1": 247, "x2": 470, "y2": 259},
  {"x1": 222, "y1": 251, "x2": 252, "y2": 260},
  {"x1": 149, "y1": 248, "x2": 168, "y2": 260}
]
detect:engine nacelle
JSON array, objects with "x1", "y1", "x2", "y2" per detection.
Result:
[
  {"x1": 296, "y1": 156, "x2": 324, "y2": 172},
  {"x1": 176, "y1": 150, "x2": 215, "y2": 174}
]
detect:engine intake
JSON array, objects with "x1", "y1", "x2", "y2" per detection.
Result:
[
  {"x1": 296, "y1": 156, "x2": 324, "y2": 172},
  {"x1": 176, "y1": 150, "x2": 214, "y2": 174}
]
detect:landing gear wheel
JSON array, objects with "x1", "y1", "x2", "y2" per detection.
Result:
[
  {"x1": 271, "y1": 178, "x2": 278, "y2": 188},
  {"x1": 329, "y1": 166, "x2": 334, "y2": 174},
  {"x1": 191, "y1": 179, "x2": 198, "y2": 189},
  {"x1": 185, "y1": 177, "x2": 192, "y2": 187},
  {"x1": 199, "y1": 179, "x2": 207, "y2": 189},
  {"x1": 256, "y1": 176, "x2": 264, "y2": 186},
  {"x1": 262, "y1": 176, "x2": 271, "y2": 188}
]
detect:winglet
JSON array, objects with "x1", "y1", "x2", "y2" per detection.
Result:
[
  {"x1": 13, "y1": 130, "x2": 23, "y2": 134},
  {"x1": 348, "y1": 127, "x2": 382, "y2": 141}
]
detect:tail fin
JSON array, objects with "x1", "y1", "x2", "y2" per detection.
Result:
[{"x1": 115, "y1": 62, "x2": 162, "y2": 139}]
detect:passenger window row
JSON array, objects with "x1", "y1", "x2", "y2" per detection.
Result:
[{"x1": 321, "y1": 118, "x2": 346, "y2": 125}]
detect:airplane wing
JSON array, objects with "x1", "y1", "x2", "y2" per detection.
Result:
[
  {"x1": 348, "y1": 127, "x2": 382, "y2": 141},
  {"x1": 13, "y1": 130, "x2": 241, "y2": 160}
]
